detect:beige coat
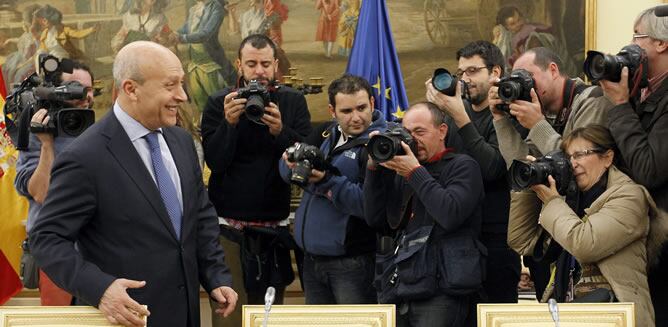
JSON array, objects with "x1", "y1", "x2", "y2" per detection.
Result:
[{"x1": 508, "y1": 166, "x2": 657, "y2": 327}]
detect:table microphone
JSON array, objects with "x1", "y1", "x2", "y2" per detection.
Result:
[
  {"x1": 655, "y1": 5, "x2": 668, "y2": 17},
  {"x1": 548, "y1": 298, "x2": 560, "y2": 327},
  {"x1": 263, "y1": 286, "x2": 276, "y2": 327}
]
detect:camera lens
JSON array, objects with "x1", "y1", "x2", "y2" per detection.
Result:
[
  {"x1": 245, "y1": 94, "x2": 265, "y2": 122},
  {"x1": 498, "y1": 81, "x2": 521, "y2": 102},
  {"x1": 60, "y1": 110, "x2": 86, "y2": 136},
  {"x1": 368, "y1": 135, "x2": 397, "y2": 163},
  {"x1": 432, "y1": 68, "x2": 457, "y2": 96},
  {"x1": 589, "y1": 54, "x2": 606, "y2": 80}
]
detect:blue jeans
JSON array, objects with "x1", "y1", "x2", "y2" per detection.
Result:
[
  {"x1": 302, "y1": 253, "x2": 377, "y2": 304},
  {"x1": 396, "y1": 293, "x2": 470, "y2": 327}
]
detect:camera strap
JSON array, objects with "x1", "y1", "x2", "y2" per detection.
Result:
[{"x1": 554, "y1": 79, "x2": 591, "y2": 134}]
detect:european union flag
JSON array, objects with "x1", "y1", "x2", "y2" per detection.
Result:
[{"x1": 346, "y1": 0, "x2": 409, "y2": 121}]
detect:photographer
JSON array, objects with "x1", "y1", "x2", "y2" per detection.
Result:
[
  {"x1": 509, "y1": 125, "x2": 657, "y2": 327},
  {"x1": 200, "y1": 33, "x2": 311, "y2": 323},
  {"x1": 14, "y1": 60, "x2": 94, "y2": 305},
  {"x1": 278, "y1": 74, "x2": 384, "y2": 304},
  {"x1": 598, "y1": 6, "x2": 668, "y2": 325},
  {"x1": 425, "y1": 40, "x2": 520, "y2": 304},
  {"x1": 364, "y1": 102, "x2": 485, "y2": 327}
]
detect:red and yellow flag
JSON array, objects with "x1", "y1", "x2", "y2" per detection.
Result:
[{"x1": 0, "y1": 69, "x2": 28, "y2": 303}]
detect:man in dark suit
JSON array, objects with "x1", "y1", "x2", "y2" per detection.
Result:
[{"x1": 29, "y1": 41, "x2": 237, "y2": 327}]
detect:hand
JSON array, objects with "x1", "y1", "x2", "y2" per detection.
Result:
[
  {"x1": 425, "y1": 78, "x2": 470, "y2": 127},
  {"x1": 487, "y1": 78, "x2": 507, "y2": 120},
  {"x1": 379, "y1": 142, "x2": 420, "y2": 177},
  {"x1": 223, "y1": 92, "x2": 246, "y2": 126},
  {"x1": 282, "y1": 148, "x2": 297, "y2": 169},
  {"x1": 308, "y1": 169, "x2": 326, "y2": 183},
  {"x1": 508, "y1": 88, "x2": 544, "y2": 129},
  {"x1": 261, "y1": 102, "x2": 283, "y2": 136},
  {"x1": 99, "y1": 279, "x2": 149, "y2": 327},
  {"x1": 30, "y1": 109, "x2": 54, "y2": 145},
  {"x1": 530, "y1": 175, "x2": 560, "y2": 203},
  {"x1": 599, "y1": 67, "x2": 630, "y2": 105},
  {"x1": 211, "y1": 286, "x2": 238, "y2": 318}
]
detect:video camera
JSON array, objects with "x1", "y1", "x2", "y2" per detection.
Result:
[
  {"x1": 3, "y1": 54, "x2": 94, "y2": 151},
  {"x1": 286, "y1": 142, "x2": 339, "y2": 186},
  {"x1": 367, "y1": 125, "x2": 417, "y2": 163},
  {"x1": 236, "y1": 79, "x2": 273, "y2": 123},
  {"x1": 508, "y1": 151, "x2": 575, "y2": 196},
  {"x1": 496, "y1": 69, "x2": 535, "y2": 113},
  {"x1": 583, "y1": 44, "x2": 649, "y2": 94}
]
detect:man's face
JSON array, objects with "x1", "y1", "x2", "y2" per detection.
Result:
[
  {"x1": 132, "y1": 53, "x2": 187, "y2": 130},
  {"x1": 513, "y1": 52, "x2": 558, "y2": 113},
  {"x1": 504, "y1": 11, "x2": 524, "y2": 34},
  {"x1": 329, "y1": 90, "x2": 374, "y2": 137},
  {"x1": 632, "y1": 21, "x2": 667, "y2": 77},
  {"x1": 237, "y1": 44, "x2": 278, "y2": 85},
  {"x1": 62, "y1": 68, "x2": 94, "y2": 109},
  {"x1": 402, "y1": 105, "x2": 446, "y2": 162},
  {"x1": 457, "y1": 55, "x2": 498, "y2": 106}
]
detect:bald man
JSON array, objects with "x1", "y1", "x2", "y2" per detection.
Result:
[{"x1": 29, "y1": 41, "x2": 237, "y2": 327}]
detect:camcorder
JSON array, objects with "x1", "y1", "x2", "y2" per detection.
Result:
[
  {"x1": 496, "y1": 69, "x2": 535, "y2": 113},
  {"x1": 285, "y1": 142, "x2": 338, "y2": 186},
  {"x1": 508, "y1": 150, "x2": 575, "y2": 196},
  {"x1": 367, "y1": 124, "x2": 417, "y2": 163},
  {"x1": 236, "y1": 79, "x2": 273, "y2": 123},
  {"x1": 583, "y1": 44, "x2": 649, "y2": 93},
  {"x1": 431, "y1": 68, "x2": 471, "y2": 101},
  {"x1": 3, "y1": 54, "x2": 94, "y2": 151}
]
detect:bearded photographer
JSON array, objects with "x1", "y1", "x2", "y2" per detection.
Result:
[
  {"x1": 596, "y1": 8, "x2": 668, "y2": 325},
  {"x1": 13, "y1": 60, "x2": 94, "y2": 306},
  {"x1": 278, "y1": 74, "x2": 385, "y2": 304},
  {"x1": 509, "y1": 124, "x2": 658, "y2": 327},
  {"x1": 363, "y1": 102, "x2": 485, "y2": 327},
  {"x1": 200, "y1": 33, "x2": 311, "y2": 322},
  {"x1": 425, "y1": 40, "x2": 520, "y2": 304}
]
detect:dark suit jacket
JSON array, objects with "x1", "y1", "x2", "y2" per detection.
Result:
[{"x1": 29, "y1": 112, "x2": 231, "y2": 327}]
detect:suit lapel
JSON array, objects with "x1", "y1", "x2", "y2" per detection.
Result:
[{"x1": 101, "y1": 113, "x2": 180, "y2": 243}]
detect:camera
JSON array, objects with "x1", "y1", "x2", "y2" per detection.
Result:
[
  {"x1": 3, "y1": 54, "x2": 94, "y2": 151},
  {"x1": 236, "y1": 79, "x2": 272, "y2": 123},
  {"x1": 286, "y1": 143, "x2": 329, "y2": 186},
  {"x1": 508, "y1": 151, "x2": 574, "y2": 196},
  {"x1": 367, "y1": 125, "x2": 417, "y2": 163},
  {"x1": 431, "y1": 68, "x2": 470, "y2": 100},
  {"x1": 583, "y1": 44, "x2": 649, "y2": 92},
  {"x1": 496, "y1": 69, "x2": 535, "y2": 113}
]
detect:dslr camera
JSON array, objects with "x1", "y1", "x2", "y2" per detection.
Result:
[
  {"x1": 496, "y1": 69, "x2": 535, "y2": 113},
  {"x1": 236, "y1": 79, "x2": 272, "y2": 123},
  {"x1": 3, "y1": 54, "x2": 94, "y2": 151},
  {"x1": 431, "y1": 68, "x2": 470, "y2": 100},
  {"x1": 286, "y1": 142, "x2": 329, "y2": 186},
  {"x1": 367, "y1": 125, "x2": 417, "y2": 163},
  {"x1": 508, "y1": 151, "x2": 574, "y2": 196},
  {"x1": 583, "y1": 44, "x2": 649, "y2": 92}
]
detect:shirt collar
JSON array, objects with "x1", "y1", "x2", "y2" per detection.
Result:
[
  {"x1": 425, "y1": 147, "x2": 455, "y2": 163},
  {"x1": 113, "y1": 102, "x2": 162, "y2": 142}
]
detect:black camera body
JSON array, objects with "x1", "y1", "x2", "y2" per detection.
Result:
[
  {"x1": 496, "y1": 69, "x2": 535, "y2": 113},
  {"x1": 508, "y1": 150, "x2": 574, "y2": 196},
  {"x1": 431, "y1": 68, "x2": 471, "y2": 100},
  {"x1": 286, "y1": 142, "x2": 328, "y2": 186},
  {"x1": 236, "y1": 79, "x2": 272, "y2": 123},
  {"x1": 583, "y1": 44, "x2": 649, "y2": 92},
  {"x1": 3, "y1": 54, "x2": 94, "y2": 151},
  {"x1": 367, "y1": 125, "x2": 417, "y2": 163}
]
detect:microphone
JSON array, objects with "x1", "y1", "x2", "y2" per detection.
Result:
[
  {"x1": 655, "y1": 5, "x2": 668, "y2": 17},
  {"x1": 548, "y1": 298, "x2": 560, "y2": 327},
  {"x1": 263, "y1": 286, "x2": 276, "y2": 327}
]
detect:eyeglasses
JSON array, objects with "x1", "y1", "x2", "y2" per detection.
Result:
[
  {"x1": 566, "y1": 148, "x2": 605, "y2": 161},
  {"x1": 632, "y1": 33, "x2": 650, "y2": 40},
  {"x1": 455, "y1": 66, "x2": 489, "y2": 79}
]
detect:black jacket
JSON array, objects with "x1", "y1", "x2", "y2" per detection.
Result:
[{"x1": 201, "y1": 85, "x2": 312, "y2": 221}]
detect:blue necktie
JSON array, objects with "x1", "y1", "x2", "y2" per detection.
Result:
[{"x1": 144, "y1": 132, "x2": 182, "y2": 239}]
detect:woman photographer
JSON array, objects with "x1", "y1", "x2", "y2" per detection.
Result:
[{"x1": 508, "y1": 124, "x2": 657, "y2": 327}]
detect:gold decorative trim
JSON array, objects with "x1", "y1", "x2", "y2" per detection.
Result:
[
  {"x1": 243, "y1": 304, "x2": 395, "y2": 327},
  {"x1": 585, "y1": 0, "x2": 597, "y2": 53},
  {"x1": 477, "y1": 302, "x2": 635, "y2": 327},
  {"x1": 0, "y1": 306, "x2": 133, "y2": 326}
]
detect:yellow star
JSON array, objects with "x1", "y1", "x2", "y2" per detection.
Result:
[
  {"x1": 392, "y1": 105, "x2": 405, "y2": 119},
  {"x1": 384, "y1": 87, "x2": 391, "y2": 100},
  {"x1": 372, "y1": 76, "x2": 381, "y2": 95}
]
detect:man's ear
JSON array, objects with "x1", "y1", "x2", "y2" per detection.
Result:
[
  {"x1": 656, "y1": 39, "x2": 668, "y2": 54},
  {"x1": 491, "y1": 65, "x2": 503, "y2": 78},
  {"x1": 328, "y1": 104, "x2": 336, "y2": 119},
  {"x1": 121, "y1": 79, "x2": 137, "y2": 100},
  {"x1": 369, "y1": 96, "x2": 375, "y2": 111},
  {"x1": 235, "y1": 58, "x2": 242, "y2": 75},
  {"x1": 549, "y1": 62, "x2": 560, "y2": 80},
  {"x1": 439, "y1": 123, "x2": 448, "y2": 141}
]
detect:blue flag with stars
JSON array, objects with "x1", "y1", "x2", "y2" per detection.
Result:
[{"x1": 345, "y1": 0, "x2": 409, "y2": 121}]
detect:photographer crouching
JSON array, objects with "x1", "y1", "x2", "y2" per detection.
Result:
[
  {"x1": 508, "y1": 124, "x2": 658, "y2": 327},
  {"x1": 11, "y1": 58, "x2": 95, "y2": 305},
  {"x1": 279, "y1": 74, "x2": 385, "y2": 304}
]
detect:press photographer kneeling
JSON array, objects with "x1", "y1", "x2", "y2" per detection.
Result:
[
  {"x1": 508, "y1": 124, "x2": 658, "y2": 327},
  {"x1": 9, "y1": 56, "x2": 95, "y2": 305}
]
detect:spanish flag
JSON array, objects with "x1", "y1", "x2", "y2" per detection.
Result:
[{"x1": 0, "y1": 70, "x2": 27, "y2": 304}]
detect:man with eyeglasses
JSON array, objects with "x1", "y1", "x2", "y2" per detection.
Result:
[
  {"x1": 487, "y1": 46, "x2": 613, "y2": 303},
  {"x1": 425, "y1": 41, "x2": 520, "y2": 317},
  {"x1": 599, "y1": 6, "x2": 668, "y2": 326}
]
